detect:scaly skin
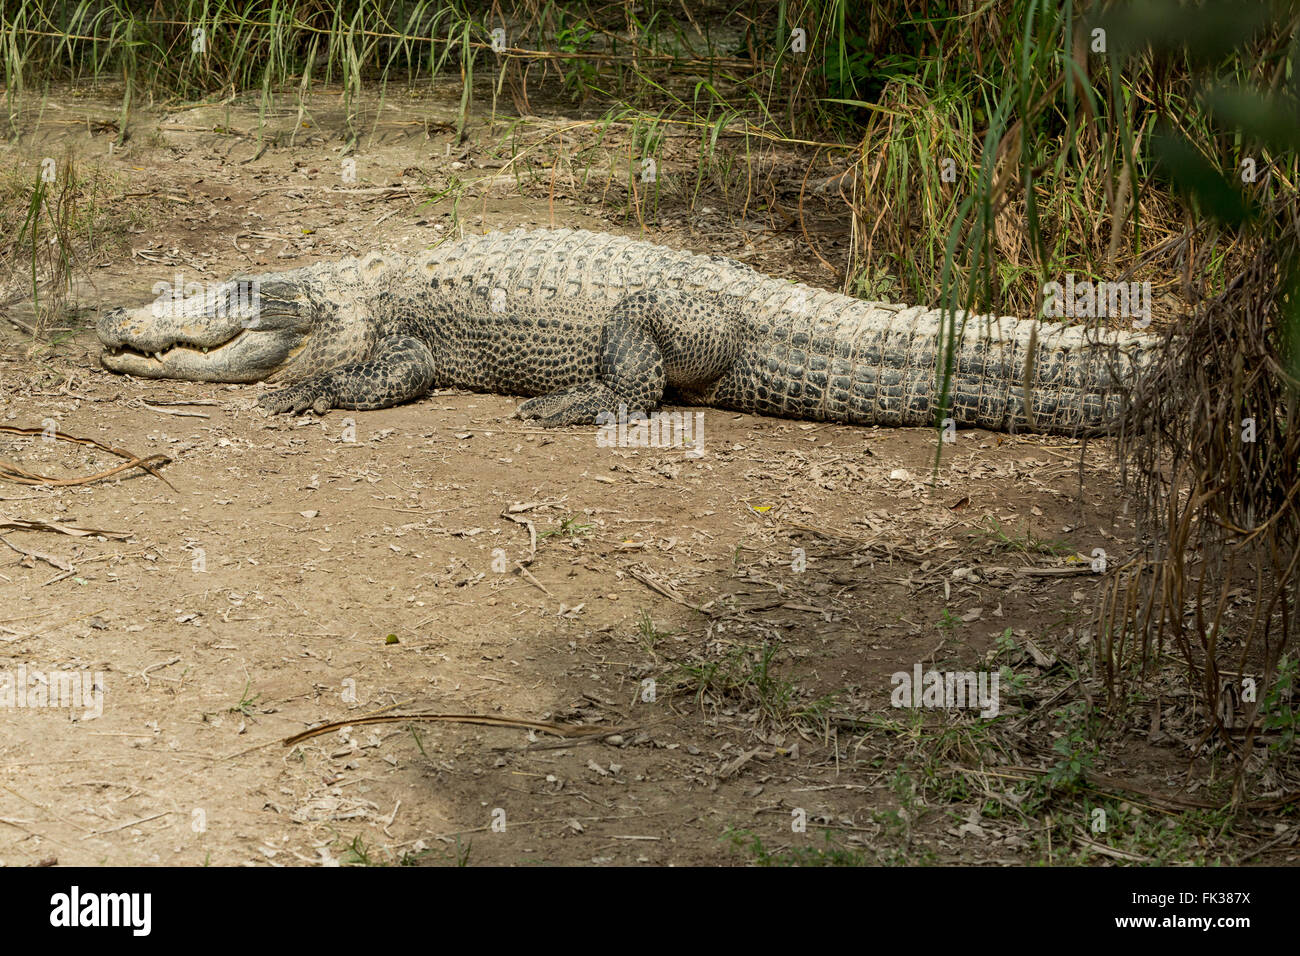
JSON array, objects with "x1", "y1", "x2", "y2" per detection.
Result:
[{"x1": 97, "y1": 227, "x2": 1155, "y2": 432}]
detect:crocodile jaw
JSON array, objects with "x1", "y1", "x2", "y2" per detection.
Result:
[
  {"x1": 99, "y1": 326, "x2": 305, "y2": 382},
  {"x1": 97, "y1": 281, "x2": 309, "y2": 383}
]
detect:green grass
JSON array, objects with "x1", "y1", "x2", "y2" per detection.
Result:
[
  {"x1": 339, "y1": 833, "x2": 379, "y2": 866},
  {"x1": 634, "y1": 608, "x2": 671, "y2": 657},
  {"x1": 0, "y1": 155, "x2": 133, "y2": 335},
  {"x1": 725, "y1": 828, "x2": 875, "y2": 867},
  {"x1": 537, "y1": 515, "x2": 593, "y2": 540},
  {"x1": 971, "y1": 517, "x2": 1072, "y2": 557},
  {"x1": 1261, "y1": 656, "x2": 1298, "y2": 755},
  {"x1": 816, "y1": 695, "x2": 1280, "y2": 865},
  {"x1": 339, "y1": 832, "x2": 473, "y2": 867},
  {"x1": 228, "y1": 679, "x2": 261, "y2": 716},
  {"x1": 665, "y1": 642, "x2": 836, "y2": 728}
]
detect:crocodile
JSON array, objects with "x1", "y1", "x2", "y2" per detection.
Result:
[{"x1": 96, "y1": 228, "x2": 1154, "y2": 432}]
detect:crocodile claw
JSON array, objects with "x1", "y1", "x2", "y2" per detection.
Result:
[{"x1": 258, "y1": 384, "x2": 332, "y2": 415}]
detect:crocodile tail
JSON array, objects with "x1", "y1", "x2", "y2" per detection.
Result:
[{"x1": 720, "y1": 281, "x2": 1153, "y2": 434}]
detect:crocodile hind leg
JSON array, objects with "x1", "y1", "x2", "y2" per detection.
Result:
[
  {"x1": 258, "y1": 335, "x2": 437, "y2": 414},
  {"x1": 516, "y1": 290, "x2": 739, "y2": 427}
]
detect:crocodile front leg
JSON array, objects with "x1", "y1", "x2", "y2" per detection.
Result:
[
  {"x1": 516, "y1": 290, "x2": 739, "y2": 426},
  {"x1": 258, "y1": 335, "x2": 437, "y2": 414}
]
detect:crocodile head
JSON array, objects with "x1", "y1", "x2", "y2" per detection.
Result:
[{"x1": 97, "y1": 275, "x2": 319, "y2": 383}]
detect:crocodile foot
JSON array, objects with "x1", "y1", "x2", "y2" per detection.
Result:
[
  {"x1": 258, "y1": 382, "x2": 333, "y2": 415},
  {"x1": 516, "y1": 384, "x2": 638, "y2": 427}
]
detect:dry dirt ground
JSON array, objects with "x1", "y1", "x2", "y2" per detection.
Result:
[{"x1": 0, "y1": 90, "x2": 1279, "y2": 867}]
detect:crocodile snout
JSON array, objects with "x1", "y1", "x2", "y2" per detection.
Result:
[{"x1": 97, "y1": 291, "x2": 310, "y2": 383}]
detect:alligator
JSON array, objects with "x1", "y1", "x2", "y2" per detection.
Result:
[{"x1": 97, "y1": 228, "x2": 1154, "y2": 433}]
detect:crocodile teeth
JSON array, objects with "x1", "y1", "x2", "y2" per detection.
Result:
[
  {"x1": 202, "y1": 346, "x2": 209, "y2": 353},
  {"x1": 155, "y1": 352, "x2": 164, "y2": 360}
]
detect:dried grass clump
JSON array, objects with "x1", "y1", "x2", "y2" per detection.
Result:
[{"x1": 1101, "y1": 225, "x2": 1299, "y2": 769}]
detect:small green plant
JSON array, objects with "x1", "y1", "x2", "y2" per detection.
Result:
[
  {"x1": 999, "y1": 663, "x2": 1027, "y2": 693},
  {"x1": 538, "y1": 515, "x2": 592, "y2": 540},
  {"x1": 399, "y1": 837, "x2": 470, "y2": 867},
  {"x1": 848, "y1": 263, "x2": 901, "y2": 302},
  {"x1": 1041, "y1": 704, "x2": 1101, "y2": 792},
  {"x1": 1044, "y1": 731, "x2": 1094, "y2": 790},
  {"x1": 229, "y1": 680, "x2": 261, "y2": 716},
  {"x1": 409, "y1": 724, "x2": 428, "y2": 758},
  {"x1": 340, "y1": 834, "x2": 377, "y2": 866},
  {"x1": 449, "y1": 836, "x2": 472, "y2": 867},
  {"x1": 725, "y1": 827, "x2": 873, "y2": 866},
  {"x1": 1260, "y1": 655, "x2": 1298, "y2": 754},
  {"x1": 972, "y1": 517, "x2": 1071, "y2": 557},
  {"x1": 555, "y1": 13, "x2": 598, "y2": 102},
  {"x1": 671, "y1": 643, "x2": 806, "y2": 724},
  {"x1": 635, "y1": 608, "x2": 671, "y2": 656}
]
